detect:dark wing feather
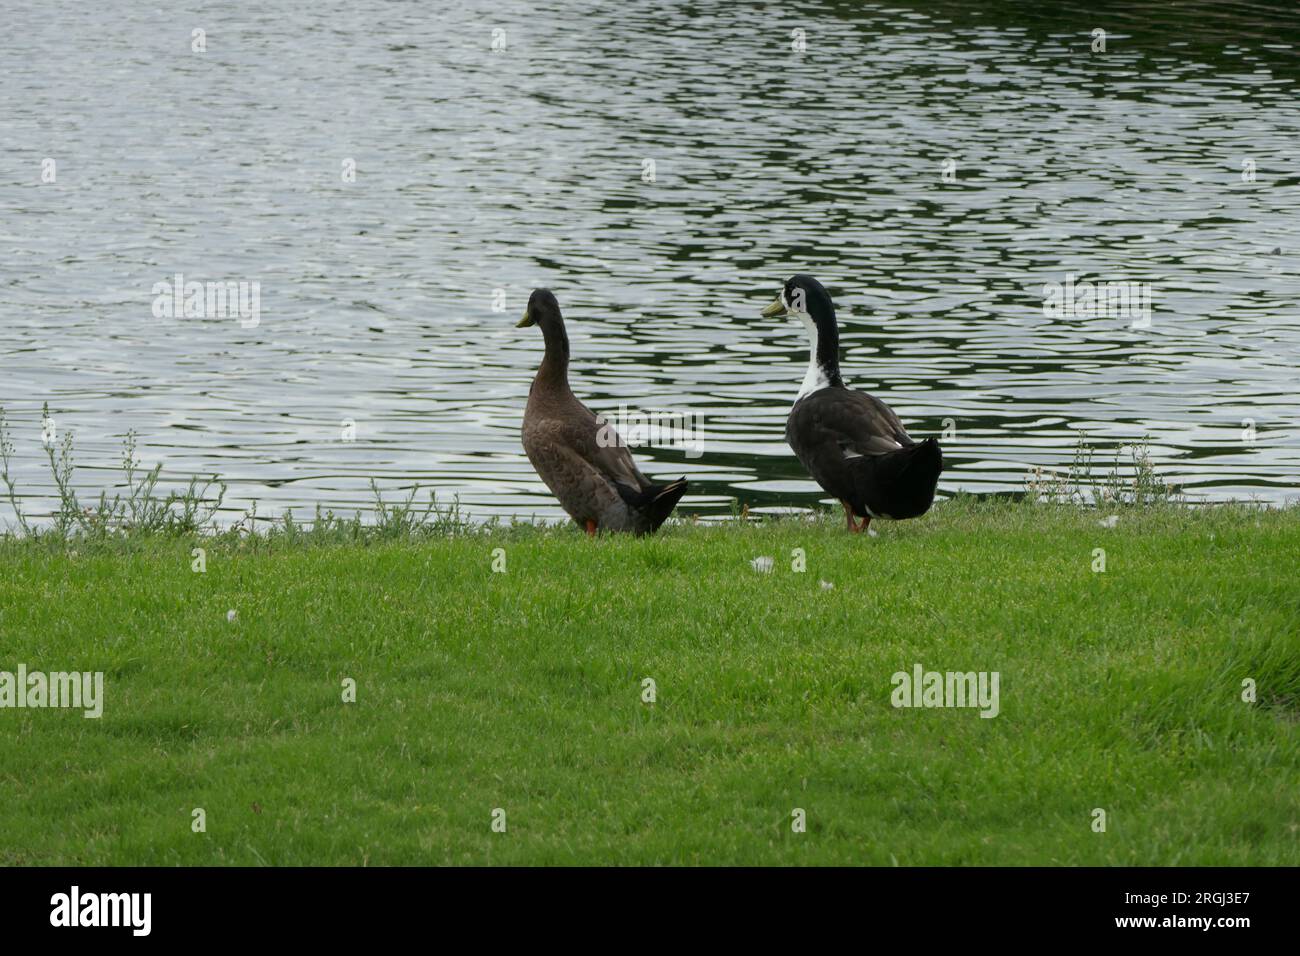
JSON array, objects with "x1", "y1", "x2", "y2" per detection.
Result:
[
  {"x1": 523, "y1": 397, "x2": 649, "y2": 499},
  {"x1": 522, "y1": 419, "x2": 623, "y2": 521},
  {"x1": 567, "y1": 400, "x2": 651, "y2": 491},
  {"x1": 785, "y1": 387, "x2": 914, "y2": 502}
]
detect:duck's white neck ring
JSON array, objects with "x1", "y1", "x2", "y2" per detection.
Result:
[{"x1": 795, "y1": 310, "x2": 842, "y2": 397}]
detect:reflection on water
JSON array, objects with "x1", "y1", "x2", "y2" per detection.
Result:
[{"x1": 1, "y1": 0, "x2": 1298, "y2": 525}]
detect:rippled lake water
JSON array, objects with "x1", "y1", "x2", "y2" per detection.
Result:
[{"x1": 2, "y1": 0, "x2": 1298, "y2": 526}]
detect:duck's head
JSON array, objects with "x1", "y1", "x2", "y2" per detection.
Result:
[
  {"x1": 761, "y1": 275, "x2": 836, "y2": 326},
  {"x1": 518, "y1": 288, "x2": 570, "y2": 366},
  {"x1": 517, "y1": 288, "x2": 562, "y2": 330},
  {"x1": 761, "y1": 275, "x2": 843, "y2": 393}
]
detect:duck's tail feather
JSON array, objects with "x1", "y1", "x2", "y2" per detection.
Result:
[
  {"x1": 854, "y1": 438, "x2": 942, "y2": 519},
  {"x1": 618, "y1": 477, "x2": 688, "y2": 532},
  {"x1": 647, "y1": 478, "x2": 688, "y2": 531}
]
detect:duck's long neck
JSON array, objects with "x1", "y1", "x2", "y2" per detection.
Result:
[
  {"x1": 798, "y1": 307, "x2": 843, "y2": 396},
  {"x1": 536, "y1": 318, "x2": 571, "y2": 389}
]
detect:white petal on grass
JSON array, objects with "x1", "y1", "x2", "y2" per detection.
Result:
[{"x1": 750, "y1": 556, "x2": 775, "y2": 573}]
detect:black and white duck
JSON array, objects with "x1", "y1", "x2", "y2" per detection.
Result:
[
  {"x1": 518, "y1": 289, "x2": 687, "y2": 535},
  {"x1": 761, "y1": 274, "x2": 942, "y2": 533}
]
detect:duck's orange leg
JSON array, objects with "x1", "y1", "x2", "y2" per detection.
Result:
[
  {"x1": 841, "y1": 500, "x2": 859, "y2": 533},
  {"x1": 585, "y1": 519, "x2": 597, "y2": 537},
  {"x1": 840, "y1": 500, "x2": 870, "y2": 534}
]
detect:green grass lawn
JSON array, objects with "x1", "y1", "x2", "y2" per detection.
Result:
[{"x1": 1, "y1": 500, "x2": 1297, "y2": 865}]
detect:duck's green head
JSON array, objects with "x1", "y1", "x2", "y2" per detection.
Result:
[
  {"x1": 761, "y1": 274, "x2": 843, "y2": 390},
  {"x1": 761, "y1": 274, "x2": 835, "y2": 323},
  {"x1": 517, "y1": 288, "x2": 561, "y2": 328}
]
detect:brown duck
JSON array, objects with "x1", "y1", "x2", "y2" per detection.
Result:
[
  {"x1": 518, "y1": 289, "x2": 687, "y2": 535},
  {"x1": 761, "y1": 274, "x2": 942, "y2": 533}
]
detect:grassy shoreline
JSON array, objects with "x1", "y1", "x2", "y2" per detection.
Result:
[{"x1": 1, "y1": 500, "x2": 1297, "y2": 865}]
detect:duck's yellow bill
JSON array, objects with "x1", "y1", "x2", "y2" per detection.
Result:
[
  {"x1": 516, "y1": 309, "x2": 535, "y2": 328},
  {"x1": 761, "y1": 295, "x2": 787, "y2": 318}
]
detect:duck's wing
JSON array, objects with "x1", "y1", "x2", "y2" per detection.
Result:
[
  {"x1": 526, "y1": 403, "x2": 649, "y2": 493},
  {"x1": 785, "y1": 386, "x2": 917, "y2": 505},
  {"x1": 788, "y1": 387, "x2": 914, "y2": 460},
  {"x1": 574, "y1": 401, "x2": 653, "y2": 489}
]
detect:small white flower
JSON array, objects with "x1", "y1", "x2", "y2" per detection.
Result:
[
  {"x1": 226, "y1": 609, "x2": 238, "y2": 623},
  {"x1": 819, "y1": 580, "x2": 834, "y2": 590},
  {"x1": 1099, "y1": 514, "x2": 1119, "y2": 529},
  {"x1": 750, "y1": 556, "x2": 774, "y2": 573}
]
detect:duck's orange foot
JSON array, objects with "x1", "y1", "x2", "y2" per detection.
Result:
[
  {"x1": 841, "y1": 500, "x2": 858, "y2": 533},
  {"x1": 840, "y1": 500, "x2": 870, "y2": 534},
  {"x1": 585, "y1": 519, "x2": 598, "y2": 537}
]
